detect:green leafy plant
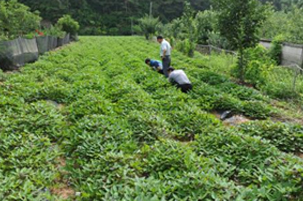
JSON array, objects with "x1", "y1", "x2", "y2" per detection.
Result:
[
  {"x1": 175, "y1": 38, "x2": 197, "y2": 57},
  {"x1": 173, "y1": 2, "x2": 197, "y2": 57},
  {"x1": 268, "y1": 34, "x2": 284, "y2": 65},
  {"x1": 1, "y1": 36, "x2": 303, "y2": 200},
  {"x1": 138, "y1": 14, "x2": 160, "y2": 40},
  {"x1": 232, "y1": 45, "x2": 275, "y2": 87},
  {"x1": 44, "y1": 25, "x2": 66, "y2": 38},
  {"x1": 194, "y1": 10, "x2": 217, "y2": 44},
  {"x1": 56, "y1": 15, "x2": 80, "y2": 36},
  {"x1": 214, "y1": 0, "x2": 269, "y2": 82},
  {"x1": 239, "y1": 120, "x2": 303, "y2": 153},
  {"x1": 0, "y1": 0, "x2": 41, "y2": 39}
]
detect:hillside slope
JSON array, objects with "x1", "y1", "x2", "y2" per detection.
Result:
[{"x1": 0, "y1": 37, "x2": 303, "y2": 200}]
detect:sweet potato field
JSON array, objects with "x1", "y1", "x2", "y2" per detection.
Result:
[{"x1": 1, "y1": 36, "x2": 303, "y2": 200}]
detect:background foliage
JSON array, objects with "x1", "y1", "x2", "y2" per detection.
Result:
[{"x1": 16, "y1": 0, "x2": 303, "y2": 36}]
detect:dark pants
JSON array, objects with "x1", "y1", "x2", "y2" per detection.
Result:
[
  {"x1": 162, "y1": 56, "x2": 171, "y2": 77},
  {"x1": 177, "y1": 84, "x2": 193, "y2": 93},
  {"x1": 158, "y1": 70, "x2": 164, "y2": 75}
]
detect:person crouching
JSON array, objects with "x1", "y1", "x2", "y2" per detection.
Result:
[
  {"x1": 167, "y1": 67, "x2": 193, "y2": 93},
  {"x1": 145, "y1": 58, "x2": 164, "y2": 75}
]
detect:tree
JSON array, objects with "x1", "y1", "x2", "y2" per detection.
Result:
[
  {"x1": 179, "y1": 1, "x2": 197, "y2": 57},
  {"x1": 0, "y1": 0, "x2": 41, "y2": 39},
  {"x1": 260, "y1": 9, "x2": 290, "y2": 40},
  {"x1": 57, "y1": 14, "x2": 80, "y2": 36},
  {"x1": 213, "y1": 0, "x2": 269, "y2": 82},
  {"x1": 287, "y1": 6, "x2": 303, "y2": 43},
  {"x1": 19, "y1": 0, "x2": 69, "y2": 21},
  {"x1": 194, "y1": 10, "x2": 217, "y2": 44},
  {"x1": 139, "y1": 14, "x2": 160, "y2": 40},
  {"x1": 19, "y1": 0, "x2": 210, "y2": 35}
]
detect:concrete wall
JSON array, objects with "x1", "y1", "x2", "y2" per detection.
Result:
[
  {"x1": 260, "y1": 39, "x2": 303, "y2": 66},
  {"x1": 260, "y1": 40, "x2": 271, "y2": 49}
]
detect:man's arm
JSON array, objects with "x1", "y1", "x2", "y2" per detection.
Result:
[
  {"x1": 168, "y1": 73, "x2": 174, "y2": 83},
  {"x1": 162, "y1": 49, "x2": 167, "y2": 59}
]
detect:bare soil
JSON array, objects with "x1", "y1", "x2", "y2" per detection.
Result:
[
  {"x1": 46, "y1": 100, "x2": 65, "y2": 110},
  {"x1": 51, "y1": 187, "x2": 75, "y2": 200},
  {"x1": 212, "y1": 111, "x2": 251, "y2": 126},
  {"x1": 296, "y1": 153, "x2": 303, "y2": 159},
  {"x1": 223, "y1": 115, "x2": 250, "y2": 126},
  {"x1": 50, "y1": 157, "x2": 75, "y2": 200}
]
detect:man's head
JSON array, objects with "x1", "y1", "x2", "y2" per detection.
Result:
[
  {"x1": 145, "y1": 58, "x2": 151, "y2": 65},
  {"x1": 157, "y1": 36, "x2": 163, "y2": 44},
  {"x1": 167, "y1": 67, "x2": 175, "y2": 75}
]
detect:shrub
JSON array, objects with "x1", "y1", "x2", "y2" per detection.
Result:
[
  {"x1": 175, "y1": 39, "x2": 196, "y2": 57},
  {"x1": 0, "y1": 33, "x2": 8, "y2": 41},
  {"x1": 268, "y1": 35, "x2": 284, "y2": 65},
  {"x1": 214, "y1": 0, "x2": 269, "y2": 82},
  {"x1": 44, "y1": 25, "x2": 66, "y2": 38},
  {"x1": 194, "y1": 10, "x2": 217, "y2": 44},
  {"x1": 207, "y1": 31, "x2": 231, "y2": 49},
  {"x1": 0, "y1": 0, "x2": 41, "y2": 39},
  {"x1": 138, "y1": 14, "x2": 160, "y2": 40},
  {"x1": 232, "y1": 45, "x2": 274, "y2": 87},
  {"x1": 57, "y1": 15, "x2": 80, "y2": 36}
]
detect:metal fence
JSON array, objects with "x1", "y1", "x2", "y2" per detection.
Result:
[
  {"x1": 276, "y1": 64, "x2": 303, "y2": 94},
  {"x1": 196, "y1": 44, "x2": 237, "y2": 71}
]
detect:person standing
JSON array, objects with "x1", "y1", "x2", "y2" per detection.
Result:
[
  {"x1": 167, "y1": 67, "x2": 193, "y2": 93},
  {"x1": 157, "y1": 36, "x2": 172, "y2": 77}
]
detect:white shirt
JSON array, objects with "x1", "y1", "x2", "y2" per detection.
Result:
[
  {"x1": 168, "y1": 70, "x2": 191, "y2": 85},
  {"x1": 160, "y1": 39, "x2": 171, "y2": 57}
]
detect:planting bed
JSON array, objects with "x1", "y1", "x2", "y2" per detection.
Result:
[{"x1": 0, "y1": 36, "x2": 303, "y2": 200}]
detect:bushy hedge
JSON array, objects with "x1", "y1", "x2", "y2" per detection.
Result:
[
  {"x1": 0, "y1": 1, "x2": 80, "y2": 41},
  {"x1": 0, "y1": 0, "x2": 41, "y2": 40},
  {"x1": 57, "y1": 15, "x2": 80, "y2": 37}
]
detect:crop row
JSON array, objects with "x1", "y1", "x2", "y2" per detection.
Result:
[{"x1": 0, "y1": 36, "x2": 303, "y2": 200}]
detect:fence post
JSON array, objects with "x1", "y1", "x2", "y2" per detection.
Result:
[
  {"x1": 292, "y1": 69, "x2": 299, "y2": 93},
  {"x1": 209, "y1": 45, "x2": 212, "y2": 61}
]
